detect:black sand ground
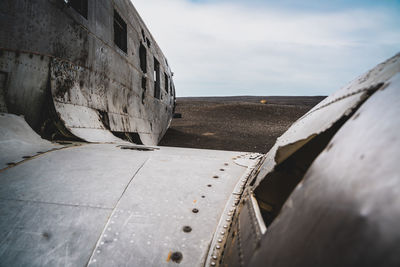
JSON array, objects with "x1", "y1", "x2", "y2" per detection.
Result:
[{"x1": 159, "y1": 96, "x2": 325, "y2": 153}]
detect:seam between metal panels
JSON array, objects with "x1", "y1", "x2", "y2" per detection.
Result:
[
  {"x1": 0, "y1": 144, "x2": 84, "y2": 173},
  {"x1": 245, "y1": 194, "x2": 261, "y2": 248},
  {"x1": 85, "y1": 158, "x2": 149, "y2": 267},
  {"x1": 48, "y1": 0, "x2": 167, "y2": 68},
  {"x1": 68, "y1": 126, "x2": 152, "y2": 135},
  {"x1": 237, "y1": 217, "x2": 244, "y2": 267},
  {"x1": 298, "y1": 83, "x2": 384, "y2": 121},
  {"x1": 0, "y1": 48, "x2": 170, "y2": 103},
  {"x1": 206, "y1": 154, "x2": 264, "y2": 267},
  {"x1": 27, "y1": 0, "x2": 144, "y2": 76},
  {"x1": 0, "y1": 197, "x2": 112, "y2": 210},
  {"x1": 53, "y1": 100, "x2": 166, "y2": 131}
]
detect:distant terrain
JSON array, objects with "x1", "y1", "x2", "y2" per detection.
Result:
[{"x1": 159, "y1": 96, "x2": 325, "y2": 153}]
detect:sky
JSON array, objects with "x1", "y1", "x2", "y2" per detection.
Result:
[{"x1": 132, "y1": 0, "x2": 400, "y2": 97}]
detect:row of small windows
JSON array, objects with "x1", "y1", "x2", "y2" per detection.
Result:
[
  {"x1": 114, "y1": 10, "x2": 127, "y2": 53},
  {"x1": 67, "y1": 0, "x2": 173, "y2": 99}
]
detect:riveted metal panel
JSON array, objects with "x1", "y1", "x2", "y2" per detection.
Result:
[
  {"x1": 0, "y1": 118, "x2": 263, "y2": 266},
  {"x1": 86, "y1": 149, "x2": 260, "y2": 267},
  {"x1": 0, "y1": 0, "x2": 175, "y2": 145},
  {"x1": 0, "y1": 50, "x2": 51, "y2": 129},
  {"x1": 254, "y1": 53, "x2": 400, "y2": 187},
  {"x1": 249, "y1": 74, "x2": 400, "y2": 267},
  {"x1": 204, "y1": 155, "x2": 265, "y2": 267}
]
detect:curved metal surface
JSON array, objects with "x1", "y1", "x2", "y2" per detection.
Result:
[
  {"x1": 248, "y1": 73, "x2": 400, "y2": 267},
  {"x1": 0, "y1": 0, "x2": 175, "y2": 145},
  {"x1": 253, "y1": 53, "x2": 400, "y2": 187},
  {"x1": 86, "y1": 149, "x2": 261, "y2": 267},
  {"x1": 0, "y1": 113, "x2": 62, "y2": 170},
  {"x1": 0, "y1": 118, "x2": 262, "y2": 266}
]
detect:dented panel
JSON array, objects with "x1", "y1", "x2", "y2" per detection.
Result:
[
  {"x1": 248, "y1": 72, "x2": 400, "y2": 267},
  {"x1": 0, "y1": 116, "x2": 261, "y2": 266},
  {"x1": 0, "y1": 0, "x2": 175, "y2": 145},
  {"x1": 253, "y1": 53, "x2": 400, "y2": 187}
]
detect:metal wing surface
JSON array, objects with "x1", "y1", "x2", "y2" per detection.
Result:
[{"x1": 0, "y1": 114, "x2": 261, "y2": 266}]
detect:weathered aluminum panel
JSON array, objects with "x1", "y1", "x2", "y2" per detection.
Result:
[
  {"x1": 0, "y1": 113, "x2": 61, "y2": 169},
  {"x1": 0, "y1": 0, "x2": 175, "y2": 145},
  {"x1": 0, "y1": 199, "x2": 110, "y2": 267},
  {"x1": 0, "y1": 144, "x2": 151, "y2": 209},
  {"x1": 205, "y1": 187, "x2": 267, "y2": 267},
  {"x1": 0, "y1": 122, "x2": 262, "y2": 266},
  {"x1": 0, "y1": 50, "x2": 50, "y2": 129},
  {"x1": 253, "y1": 53, "x2": 400, "y2": 187},
  {"x1": 52, "y1": 100, "x2": 126, "y2": 143},
  {"x1": 248, "y1": 74, "x2": 400, "y2": 267},
  {"x1": 86, "y1": 148, "x2": 259, "y2": 267},
  {"x1": 0, "y1": 71, "x2": 7, "y2": 112}
]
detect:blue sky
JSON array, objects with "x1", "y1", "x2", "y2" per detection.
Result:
[{"x1": 133, "y1": 0, "x2": 400, "y2": 96}]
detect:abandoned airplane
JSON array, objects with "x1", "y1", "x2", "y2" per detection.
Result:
[{"x1": 0, "y1": 0, "x2": 399, "y2": 266}]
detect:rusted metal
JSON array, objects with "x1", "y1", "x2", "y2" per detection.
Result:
[
  {"x1": 0, "y1": 0, "x2": 175, "y2": 145},
  {"x1": 1, "y1": 1, "x2": 399, "y2": 266}
]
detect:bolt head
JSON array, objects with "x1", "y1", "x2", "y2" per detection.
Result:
[
  {"x1": 216, "y1": 245, "x2": 221, "y2": 249},
  {"x1": 183, "y1": 226, "x2": 192, "y2": 233}
]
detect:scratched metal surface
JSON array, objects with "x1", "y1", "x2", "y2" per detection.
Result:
[
  {"x1": 0, "y1": 113, "x2": 62, "y2": 169},
  {"x1": 253, "y1": 53, "x2": 400, "y2": 187},
  {"x1": 86, "y1": 147, "x2": 258, "y2": 267},
  {"x1": 0, "y1": 0, "x2": 175, "y2": 145},
  {"x1": 249, "y1": 73, "x2": 400, "y2": 267},
  {"x1": 0, "y1": 128, "x2": 259, "y2": 266}
]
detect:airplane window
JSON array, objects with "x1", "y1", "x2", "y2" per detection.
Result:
[
  {"x1": 114, "y1": 10, "x2": 127, "y2": 53},
  {"x1": 153, "y1": 58, "x2": 160, "y2": 99},
  {"x1": 164, "y1": 73, "x2": 169, "y2": 94},
  {"x1": 139, "y1": 44, "x2": 147, "y2": 73},
  {"x1": 141, "y1": 77, "x2": 147, "y2": 104},
  {"x1": 141, "y1": 29, "x2": 146, "y2": 40}
]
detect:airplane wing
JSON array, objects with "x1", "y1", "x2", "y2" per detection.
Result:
[
  {"x1": 0, "y1": 113, "x2": 262, "y2": 266},
  {"x1": 1, "y1": 53, "x2": 399, "y2": 267}
]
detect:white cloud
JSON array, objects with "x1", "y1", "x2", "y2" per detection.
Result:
[{"x1": 132, "y1": 0, "x2": 400, "y2": 96}]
